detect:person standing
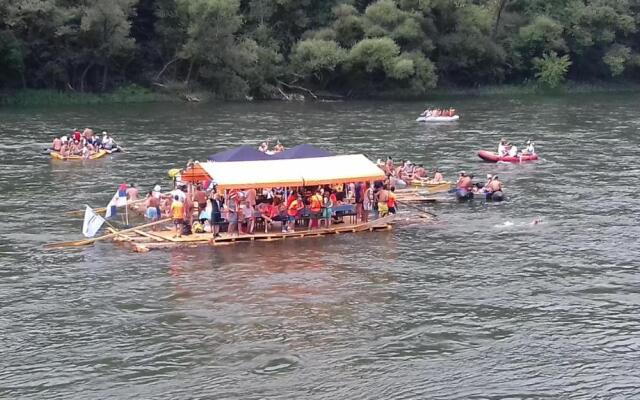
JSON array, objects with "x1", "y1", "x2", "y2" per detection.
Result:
[
  {"x1": 126, "y1": 183, "x2": 139, "y2": 202},
  {"x1": 377, "y1": 186, "x2": 389, "y2": 217},
  {"x1": 170, "y1": 195, "x2": 184, "y2": 238},
  {"x1": 321, "y1": 191, "x2": 333, "y2": 228},
  {"x1": 362, "y1": 184, "x2": 372, "y2": 223},
  {"x1": 210, "y1": 193, "x2": 223, "y2": 238},
  {"x1": 354, "y1": 182, "x2": 364, "y2": 223},
  {"x1": 387, "y1": 187, "x2": 397, "y2": 214},
  {"x1": 309, "y1": 190, "x2": 323, "y2": 230}
]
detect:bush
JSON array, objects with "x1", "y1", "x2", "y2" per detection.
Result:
[{"x1": 533, "y1": 51, "x2": 572, "y2": 89}]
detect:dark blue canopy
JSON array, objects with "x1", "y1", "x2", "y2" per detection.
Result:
[
  {"x1": 272, "y1": 144, "x2": 334, "y2": 159},
  {"x1": 208, "y1": 145, "x2": 271, "y2": 162}
]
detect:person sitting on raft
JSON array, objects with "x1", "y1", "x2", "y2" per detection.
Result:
[
  {"x1": 485, "y1": 175, "x2": 504, "y2": 200},
  {"x1": 456, "y1": 171, "x2": 473, "y2": 191},
  {"x1": 258, "y1": 142, "x2": 268, "y2": 152},
  {"x1": 508, "y1": 143, "x2": 518, "y2": 157},
  {"x1": 432, "y1": 169, "x2": 444, "y2": 183},
  {"x1": 498, "y1": 138, "x2": 508, "y2": 156},
  {"x1": 521, "y1": 140, "x2": 535, "y2": 155}
]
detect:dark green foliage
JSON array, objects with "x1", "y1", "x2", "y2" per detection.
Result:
[{"x1": 1, "y1": 0, "x2": 640, "y2": 98}]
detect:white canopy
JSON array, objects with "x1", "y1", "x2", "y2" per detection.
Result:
[{"x1": 195, "y1": 154, "x2": 385, "y2": 190}]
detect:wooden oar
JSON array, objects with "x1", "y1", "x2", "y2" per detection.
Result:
[
  {"x1": 44, "y1": 218, "x2": 171, "y2": 249},
  {"x1": 397, "y1": 200, "x2": 437, "y2": 219}
]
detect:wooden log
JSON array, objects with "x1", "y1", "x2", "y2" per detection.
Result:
[{"x1": 44, "y1": 218, "x2": 171, "y2": 249}]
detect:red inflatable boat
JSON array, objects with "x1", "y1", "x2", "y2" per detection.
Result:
[{"x1": 478, "y1": 150, "x2": 539, "y2": 163}]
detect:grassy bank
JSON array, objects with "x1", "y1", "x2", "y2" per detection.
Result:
[
  {"x1": 2, "y1": 81, "x2": 640, "y2": 106},
  {"x1": 0, "y1": 85, "x2": 171, "y2": 106},
  {"x1": 428, "y1": 81, "x2": 640, "y2": 98}
]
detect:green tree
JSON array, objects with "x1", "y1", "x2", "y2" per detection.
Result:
[
  {"x1": 533, "y1": 51, "x2": 571, "y2": 88},
  {"x1": 290, "y1": 39, "x2": 346, "y2": 86}
]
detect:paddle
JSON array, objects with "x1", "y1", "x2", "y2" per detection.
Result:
[
  {"x1": 44, "y1": 218, "x2": 171, "y2": 249},
  {"x1": 397, "y1": 200, "x2": 437, "y2": 218}
]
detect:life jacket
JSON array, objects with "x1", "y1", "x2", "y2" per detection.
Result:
[
  {"x1": 387, "y1": 192, "x2": 396, "y2": 208},
  {"x1": 310, "y1": 194, "x2": 322, "y2": 212}
]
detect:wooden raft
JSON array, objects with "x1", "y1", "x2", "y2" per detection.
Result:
[{"x1": 107, "y1": 215, "x2": 395, "y2": 252}]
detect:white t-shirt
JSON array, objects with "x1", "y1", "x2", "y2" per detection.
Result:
[
  {"x1": 171, "y1": 189, "x2": 186, "y2": 202},
  {"x1": 527, "y1": 144, "x2": 535, "y2": 154},
  {"x1": 508, "y1": 146, "x2": 518, "y2": 157}
]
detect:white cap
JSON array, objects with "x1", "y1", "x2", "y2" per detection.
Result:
[{"x1": 486, "y1": 174, "x2": 492, "y2": 179}]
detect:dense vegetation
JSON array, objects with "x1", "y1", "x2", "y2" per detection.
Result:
[{"x1": 1, "y1": 0, "x2": 640, "y2": 100}]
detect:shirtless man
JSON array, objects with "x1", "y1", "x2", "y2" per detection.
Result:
[
  {"x1": 59, "y1": 142, "x2": 69, "y2": 157},
  {"x1": 126, "y1": 183, "x2": 139, "y2": 201},
  {"x1": 487, "y1": 175, "x2": 502, "y2": 194},
  {"x1": 456, "y1": 172, "x2": 473, "y2": 191},
  {"x1": 51, "y1": 137, "x2": 62, "y2": 152},
  {"x1": 377, "y1": 186, "x2": 390, "y2": 217}
]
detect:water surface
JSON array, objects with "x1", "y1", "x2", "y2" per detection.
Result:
[{"x1": 1, "y1": 95, "x2": 639, "y2": 399}]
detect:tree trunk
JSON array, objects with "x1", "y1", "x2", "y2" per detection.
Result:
[
  {"x1": 154, "y1": 57, "x2": 179, "y2": 82},
  {"x1": 80, "y1": 62, "x2": 94, "y2": 93},
  {"x1": 491, "y1": 0, "x2": 509, "y2": 39},
  {"x1": 102, "y1": 64, "x2": 108, "y2": 92},
  {"x1": 492, "y1": 0, "x2": 509, "y2": 39},
  {"x1": 184, "y1": 59, "x2": 194, "y2": 86}
]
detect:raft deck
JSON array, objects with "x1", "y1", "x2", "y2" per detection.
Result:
[{"x1": 108, "y1": 215, "x2": 395, "y2": 252}]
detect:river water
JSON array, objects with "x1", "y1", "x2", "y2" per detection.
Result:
[{"x1": 1, "y1": 95, "x2": 639, "y2": 399}]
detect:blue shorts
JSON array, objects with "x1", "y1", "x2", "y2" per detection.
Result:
[
  {"x1": 145, "y1": 207, "x2": 158, "y2": 219},
  {"x1": 288, "y1": 215, "x2": 296, "y2": 222}
]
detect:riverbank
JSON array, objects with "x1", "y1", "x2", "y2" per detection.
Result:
[
  {"x1": 2, "y1": 81, "x2": 640, "y2": 106},
  {"x1": 0, "y1": 85, "x2": 171, "y2": 107}
]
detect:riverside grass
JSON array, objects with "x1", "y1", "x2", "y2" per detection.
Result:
[{"x1": 0, "y1": 85, "x2": 169, "y2": 106}]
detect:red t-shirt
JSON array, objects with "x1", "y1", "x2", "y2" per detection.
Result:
[{"x1": 286, "y1": 193, "x2": 297, "y2": 208}]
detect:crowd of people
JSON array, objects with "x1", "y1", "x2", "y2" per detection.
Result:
[
  {"x1": 134, "y1": 179, "x2": 398, "y2": 239},
  {"x1": 497, "y1": 138, "x2": 535, "y2": 157},
  {"x1": 377, "y1": 157, "x2": 445, "y2": 187},
  {"x1": 51, "y1": 128, "x2": 119, "y2": 158},
  {"x1": 421, "y1": 108, "x2": 457, "y2": 117},
  {"x1": 257, "y1": 140, "x2": 285, "y2": 154}
]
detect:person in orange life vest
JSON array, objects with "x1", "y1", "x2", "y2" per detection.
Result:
[
  {"x1": 309, "y1": 189, "x2": 323, "y2": 230},
  {"x1": 387, "y1": 187, "x2": 397, "y2": 214},
  {"x1": 287, "y1": 194, "x2": 304, "y2": 232}
]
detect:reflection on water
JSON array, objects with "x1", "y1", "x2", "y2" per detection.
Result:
[{"x1": 1, "y1": 95, "x2": 639, "y2": 399}]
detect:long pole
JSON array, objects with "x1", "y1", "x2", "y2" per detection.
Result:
[{"x1": 44, "y1": 218, "x2": 171, "y2": 249}]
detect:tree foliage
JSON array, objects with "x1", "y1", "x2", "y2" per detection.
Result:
[{"x1": 1, "y1": 0, "x2": 639, "y2": 97}]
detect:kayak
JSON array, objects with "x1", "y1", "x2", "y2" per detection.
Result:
[
  {"x1": 408, "y1": 180, "x2": 453, "y2": 193},
  {"x1": 477, "y1": 150, "x2": 539, "y2": 163},
  {"x1": 416, "y1": 115, "x2": 459, "y2": 122},
  {"x1": 50, "y1": 150, "x2": 108, "y2": 160}
]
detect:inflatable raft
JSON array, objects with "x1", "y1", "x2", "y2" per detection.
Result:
[
  {"x1": 50, "y1": 150, "x2": 108, "y2": 160},
  {"x1": 416, "y1": 115, "x2": 460, "y2": 122},
  {"x1": 477, "y1": 150, "x2": 538, "y2": 163}
]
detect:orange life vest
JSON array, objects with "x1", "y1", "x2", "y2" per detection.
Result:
[{"x1": 310, "y1": 194, "x2": 322, "y2": 212}]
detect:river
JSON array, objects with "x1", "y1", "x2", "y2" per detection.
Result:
[{"x1": 1, "y1": 94, "x2": 639, "y2": 399}]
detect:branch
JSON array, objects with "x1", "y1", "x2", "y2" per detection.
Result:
[
  {"x1": 154, "y1": 57, "x2": 180, "y2": 82},
  {"x1": 276, "y1": 79, "x2": 318, "y2": 100}
]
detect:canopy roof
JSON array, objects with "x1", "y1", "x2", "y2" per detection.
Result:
[
  {"x1": 190, "y1": 154, "x2": 384, "y2": 189},
  {"x1": 271, "y1": 144, "x2": 334, "y2": 159},
  {"x1": 207, "y1": 145, "x2": 270, "y2": 162}
]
